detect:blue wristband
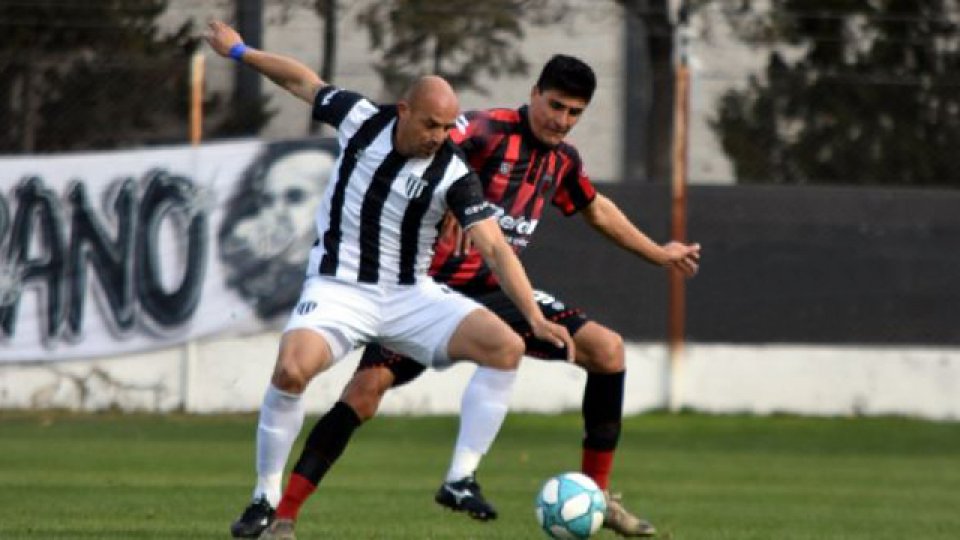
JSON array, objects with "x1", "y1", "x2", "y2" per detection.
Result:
[{"x1": 228, "y1": 43, "x2": 247, "y2": 61}]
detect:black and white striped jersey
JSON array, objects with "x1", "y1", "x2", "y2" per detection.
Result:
[{"x1": 305, "y1": 85, "x2": 496, "y2": 285}]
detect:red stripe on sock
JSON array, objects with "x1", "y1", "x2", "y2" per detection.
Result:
[
  {"x1": 581, "y1": 448, "x2": 615, "y2": 490},
  {"x1": 275, "y1": 473, "x2": 317, "y2": 520}
]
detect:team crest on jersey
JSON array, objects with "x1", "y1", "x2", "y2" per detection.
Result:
[
  {"x1": 498, "y1": 162, "x2": 511, "y2": 175},
  {"x1": 405, "y1": 174, "x2": 428, "y2": 199},
  {"x1": 295, "y1": 301, "x2": 317, "y2": 315}
]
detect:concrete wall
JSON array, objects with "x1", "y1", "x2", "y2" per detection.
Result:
[{"x1": 2, "y1": 334, "x2": 957, "y2": 420}]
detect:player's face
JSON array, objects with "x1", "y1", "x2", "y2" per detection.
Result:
[
  {"x1": 528, "y1": 87, "x2": 588, "y2": 147},
  {"x1": 396, "y1": 101, "x2": 458, "y2": 158}
]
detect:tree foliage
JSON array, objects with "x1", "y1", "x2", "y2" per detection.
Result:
[
  {"x1": 711, "y1": 0, "x2": 960, "y2": 186},
  {"x1": 0, "y1": 0, "x2": 270, "y2": 154},
  {"x1": 356, "y1": 0, "x2": 569, "y2": 98}
]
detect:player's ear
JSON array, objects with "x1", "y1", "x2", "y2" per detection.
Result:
[
  {"x1": 530, "y1": 84, "x2": 541, "y2": 101},
  {"x1": 397, "y1": 100, "x2": 409, "y2": 118}
]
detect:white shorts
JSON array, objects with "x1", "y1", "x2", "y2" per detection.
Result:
[{"x1": 283, "y1": 275, "x2": 482, "y2": 368}]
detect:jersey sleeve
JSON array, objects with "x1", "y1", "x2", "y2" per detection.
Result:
[
  {"x1": 450, "y1": 110, "x2": 489, "y2": 155},
  {"x1": 312, "y1": 86, "x2": 378, "y2": 139},
  {"x1": 445, "y1": 171, "x2": 496, "y2": 229},
  {"x1": 551, "y1": 144, "x2": 597, "y2": 216}
]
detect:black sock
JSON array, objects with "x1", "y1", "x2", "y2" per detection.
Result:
[
  {"x1": 291, "y1": 401, "x2": 363, "y2": 484},
  {"x1": 582, "y1": 371, "x2": 625, "y2": 451}
]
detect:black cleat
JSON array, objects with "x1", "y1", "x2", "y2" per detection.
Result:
[
  {"x1": 230, "y1": 495, "x2": 275, "y2": 538},
  {"x1": 434, "y1": 475, "x2": 498, "y2": 521}
]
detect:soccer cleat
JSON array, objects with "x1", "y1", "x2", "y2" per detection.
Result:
[
  {"x1": 230, "y1": 495, "x2": 275, "y2": 538},
  {"x1": 603, "y1": 491, "x2": 657, "y2": 537},
  {"x1": 434, "y1": 474, "x2": 499, "y2": 521},
  {"x1": 257, "y1": 518, "x2": 296, "y2": 540}
]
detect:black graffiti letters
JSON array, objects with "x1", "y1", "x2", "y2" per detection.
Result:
[
  {"x1": 68, "y1": 180, "x2": 137, "y2": 334},
  {"x1": 136, "y1": 171, "x2": 208, "y2": 327},
  {"x1": 0, "y1": 177, "x2": 66, "y2": 338},
  {"x1": 0, "y1": 170, "x2": 208, "y2": 342}
]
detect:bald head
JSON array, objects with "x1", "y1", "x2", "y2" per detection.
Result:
[
  {"x1": 404, "y1": 75, "x2": 459, "y2": 115},
  {"x1": 395, "y1": 76, "x2": 460, "y2": 158}
]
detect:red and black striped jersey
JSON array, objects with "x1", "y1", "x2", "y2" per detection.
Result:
[{"x1": 429, "y1": 106, "x2": 597, "y2": 294}]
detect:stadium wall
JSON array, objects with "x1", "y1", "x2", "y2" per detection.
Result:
[
  {"x1": 2, "y1": 177, "x2": 957, "y2": 419},
  {"x1": 1, "y1": 339, "x2": 958, "y2": 420}
]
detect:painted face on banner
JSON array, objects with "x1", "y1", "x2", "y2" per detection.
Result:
[
  {"x1": 228, "y1": 151, "x2": 331, "y2": 261},
  {"x1": 218, "y1": 145, "x2": 335, "y2": 320}
]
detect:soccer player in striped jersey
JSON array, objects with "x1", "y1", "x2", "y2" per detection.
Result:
[
  {"x1": 349, "y1": 55, "x2": 698, "y2": 537},
  {"x1": 230, "y1": 53, "x2": 701, "y2": 538},
  {"x1": 205, "y1": 21, "x2": 575, "y2": 540}
]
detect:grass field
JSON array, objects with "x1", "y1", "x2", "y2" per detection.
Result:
[{"x1": 1, "y1": 411, "x2": 958, "y2": 539}]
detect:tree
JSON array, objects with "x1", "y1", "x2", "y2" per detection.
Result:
[
  {"x1": 0, "y1": 0, "x2": 271, "y2": 154},
  {"x1": 710, "y1": 0, "x2": 960, "y2": 186},
  {"x1": 355, "y1": 0, "x2": 568, "y2": 98}
]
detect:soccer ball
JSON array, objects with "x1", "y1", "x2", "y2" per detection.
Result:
[{"x1": 535, "y1": 472, "x2": 607, "y2": 539}]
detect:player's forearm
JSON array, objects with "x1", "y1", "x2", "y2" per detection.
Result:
[
  {"x1": 237, "y1": 48, "x2": 323, "y2": 104},
  {"x1": 487, "y1": 246, "x2": 543, "y2": 324},
  {"x1": 597, "y1": 220, "x2": 667, "y2": 265},
  {"x1": 469, "y1": 223, "x2": 543, "y2": 325},
  {"x1": 585, "y1": 195, "x2": 668, "y2": 266},
  {"x1": 206, "y1": 21, "x2": 323, "y2": 104}
]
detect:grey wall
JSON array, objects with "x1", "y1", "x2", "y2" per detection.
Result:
[{"x1": 521, "y1": 184, "x2": 960, "y2": 345}]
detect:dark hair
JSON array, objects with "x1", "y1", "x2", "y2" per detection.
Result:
[{"x1": 535, "y1": 54, "x2": 596, "y2": 102}]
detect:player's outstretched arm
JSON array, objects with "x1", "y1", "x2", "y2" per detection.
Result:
[
  {"x1": 204, "y1": 20, "x2": 324, "y2": 104},
  {"x1": 466, "y1": 219, "x2": 575, "y2": 361},
  {"x1": 581, "y1": 193, "x2": 701, "y2": 277}
]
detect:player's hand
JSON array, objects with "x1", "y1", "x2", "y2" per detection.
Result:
[
  {"x1": 530, "y1": 318, "x2": 576, "y2": 362},
  {"x1": 439, "y1": 213, "x2": 472, "y2": 256},
  {"x1": 204, "y1": 20, "x2": 243, "y2": 58},
  {"x1": 663, "y1": 241, "x2": 701, "y2": 277}
]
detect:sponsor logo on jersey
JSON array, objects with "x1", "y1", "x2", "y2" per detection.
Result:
[
  {"x1": 465, "y1": 201, "x2": 492, "y2": 215},
  {"x1": 489, "y1": 204, "x2": 539, "y2": 235}
]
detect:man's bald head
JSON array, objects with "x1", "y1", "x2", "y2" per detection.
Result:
[
  {"x1": 404, "y1": 75, "x2": 459, "y2": 115},
  {"x1": 395, "y1": 75, "x2": 461, "y2": 158}
]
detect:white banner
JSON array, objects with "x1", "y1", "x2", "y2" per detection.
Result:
[{"x1": 0, "y1": 138, "x2": 337, "y2": 362}]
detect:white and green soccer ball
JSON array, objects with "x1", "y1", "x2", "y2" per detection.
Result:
[{"x1": 535, "y1": 472, "x2": 607, "y2": 539}]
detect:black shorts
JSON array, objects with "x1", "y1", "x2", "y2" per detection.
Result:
[{"x1": 355, "y1": 288, "x2": 589, "y2": 388}]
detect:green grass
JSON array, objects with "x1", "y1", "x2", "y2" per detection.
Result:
[{"x1": 1, "y1": 411, "x2": 958, "y2": 539}]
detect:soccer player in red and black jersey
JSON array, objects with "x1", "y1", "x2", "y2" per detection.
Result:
[{"x1": 233, "y1": 54, "x2": 700, "y2": 539}]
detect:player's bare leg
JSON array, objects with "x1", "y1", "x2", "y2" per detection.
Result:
[
  {"x1": 339, "y1": 365, "x2": 396, "y2": 421},
  {"x1": 445, "y1": 308, "x2": 524, "y2": 371}
]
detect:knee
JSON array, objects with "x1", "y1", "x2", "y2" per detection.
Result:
[
  {"x1": 271, "y1": 355, "x2": 312, "y2": 394},
  {"x1": 271, "y1": 331, "x2": 333, "y2": 393},
  {"x1": 493, "y1": 331, "x2": 524, "y2": 370},
  {"x1": 271, "y1": 346, "x2": 316, "y2": 394},
  {"x1": 583, "y1": 331, "x2": 625, "y2": 374},
  {"x1": 340, "y1": 372, "x2": 391, "y2": 422}
]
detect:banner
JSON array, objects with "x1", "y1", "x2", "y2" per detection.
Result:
[{"x1": 0, "y1": 138, "x2": 338, "y2": 362}]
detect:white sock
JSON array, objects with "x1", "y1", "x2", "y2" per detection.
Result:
[
  {"x1": 445, "y1": 367, "x2": 517, "y2": 482},
  {"x1": 253, "y1": 384, "x2": 305, "y2": 507}
]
